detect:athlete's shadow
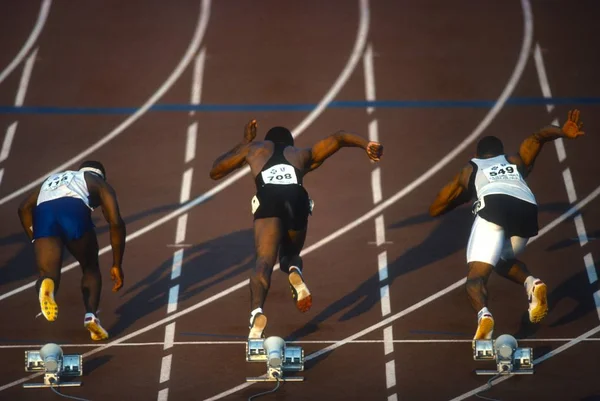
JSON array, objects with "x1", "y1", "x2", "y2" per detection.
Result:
[
  {"x1": 288, "y1": 201, "x2": 570, "y2": 343},
  {"x1": 546, "y1": 228, "x2": 600, "y2": 252},
  {"x1": 109, "y1": 229, "x2": 255, "y2": 337},
  {"x1": 0, "y1": 203, "x2": 178, "y2": 292},
  {"x1": 287, "y1": 206, "x2": 474, "y2": 341},
  {"x1": 513, "y1": 269, "x2": 600, "y2": 338}
]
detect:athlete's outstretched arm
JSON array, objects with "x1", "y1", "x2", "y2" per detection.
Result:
[
  {"x1": 511, "y1": 109, "x2": 585, "y2": 177},
  {"x1": 17, "y1": 187, "x2": 41, "y2": 241},
  {"x1": 96, "y1": 178, "x2": 126, "y2": 292},
  {"x1": 209, "y1": 119, "x2": 257, "y2": 180},
  {"x1": 429, "y1": 165, "x2": 473, "y2": 217},
  {"x1": 306, "y1": 130, "x2": 383, "y2": 172}
]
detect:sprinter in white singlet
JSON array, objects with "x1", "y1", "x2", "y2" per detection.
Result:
[
  {"x1": 428, "y1": 109, "x2": 585, "y2": 342},
  {"x1": 210, "y1": 120, "x2": 383, "y2": 339},
  {"x1": 17, "y1": 160, "x2": 126, "y2": 341}
]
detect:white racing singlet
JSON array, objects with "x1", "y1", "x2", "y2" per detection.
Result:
[
  {"x1": 37, "y1": 170, "x2": 93, "y2": 209},
  {"x1": 470, "y1": 155, "x2": 537, "y2": 209}
]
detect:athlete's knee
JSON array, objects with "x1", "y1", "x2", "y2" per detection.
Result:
[{"x1": 279, "y1": 255, "x2": 302, "y2": 274}]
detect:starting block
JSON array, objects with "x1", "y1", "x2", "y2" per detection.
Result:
[
  {"x1": 473, "y1": 335, "x2": 534, "y2": 376},
  {"x1": 23, "y1": 344, "x2": 83, "y2": 388},
  {"x1": 246, "y1": 337, "x2": 304, "y2": 382}
]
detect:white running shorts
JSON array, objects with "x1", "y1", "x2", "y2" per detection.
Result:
[{"x1": 466, "y1": 215, "x2": 529, "y2": 266}]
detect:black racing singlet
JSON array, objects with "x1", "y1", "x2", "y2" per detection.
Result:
[{"x1": 254, "y1": 143, "x2": 304, "y2": 189}]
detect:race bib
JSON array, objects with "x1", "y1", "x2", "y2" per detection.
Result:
[
  {"x1": 261, "y1": 164, "x2": 298, "y2": 185},
  {"x1": 482, "y1": 163, "x2": 520, "y2": 182},
  {"x1": 42, "y1": 172, "x2": 75, "y2": 191}
]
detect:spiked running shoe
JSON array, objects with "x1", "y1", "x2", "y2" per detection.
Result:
[
  {"x1": 288, "y1": 268, "x2": 312, "y2": 313},
  {"x1": 39, "y1": 278, "x2": 58, "y2": 322},
  {"x1": 84, "y1": 313, "x2": 109, "y2": 341},
  {"x1": 528, "y1": 279, "x2": 548, "y2": 323},
  {"x1": 473, "y1": 313, "x2": 494, "y2": 342},
  {"x1": 248, "y1": 312, "x2": 267, "y2": 339}
]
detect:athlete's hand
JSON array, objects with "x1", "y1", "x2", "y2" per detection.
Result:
[
  {"x1": 244, "y1": 119, "x2": 258, "y2": 143},
  {"x1": 110, "y1": 266, "x2": 124, "y2": 292},
  {"x1": 562, "y1": 109, "x2": 585, "y2": 139},
  {"x1": 366, "y1": 141, "x2": 383, "y2": 162}
]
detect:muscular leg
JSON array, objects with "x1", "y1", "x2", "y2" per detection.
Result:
[
  {"x1": 34, "y1": 237, "x2": 63, "y2": 321},
  {"x1": 250, "y1": 218, "x2": 283, "y2": 311},
  {"x1": 34, "y1": 237, "x2": 64, "y2": 295},
  {"x1": 279, "y1": 228, "x2": 307, "y2": 274},
  {"x1": 65, "y1": 230, "x2": 101, "y2": 314},
  {"x1": 494, "y1": 258, "x2": 531, "y2": 285},
  {"x1": 466, "y1": 261, "x2": 494, "y2": 312}
]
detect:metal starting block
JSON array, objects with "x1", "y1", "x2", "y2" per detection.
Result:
[
  {"x1": 473, "y1": 335, "x2": 534, "y2": 376},
  {"x1": 246, "y1": 337, "x2": 304, "y2": 382},
  {"x1": 23, "y1": 347, "x2": 83, "y2": 388}
]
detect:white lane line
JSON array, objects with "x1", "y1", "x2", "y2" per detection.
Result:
[
  {"x1": 179, "y1": 168, "x2": 193, "y2": 203},
  {"x1": 157, "y1": 389, "x2": 169, "y2": 401},
  {"x1": 385, "y1": 360, "x2": 396, "y2": 389},
  {"x1": 380, "y1": 285, "x2": 391, "y2": 316},
  {"x1": 0, "y1": 122, "x2": 17, "y2": 163},
  {"x1": 448, "y1": 325, "x2": 600, "y2": 401},
  {"x1": 533, "y1": 42, "x2": 553, "y2": 113},
  {"x1": 375, "y1": 215, "x2": 386, "y2": 246},
  {"x1": 163, "y1": 323, "x2": 176, "y2": 350},
  {"x1": 0, "y1": 0, "x2": 51, "y2": 86},
  {"x1": 167, "y1": 285, "x2": 180, "y2": 314},
  {"x1": 174, "y1": 214, "x2": 188, "y2": 245},
  {"x1": 371, "y1": 168, "x2": 382, "y2": 203},
  {"x1": 0, "y1": 0, "x2": 369, "y2": 301},
  {"x1": 0, "y1": 169, "x2": 4, "y2": 187},
  {"x1": 364, "y1": 39, "x2": 397, "y2": 400},
  {"x1": 388, "y1": 395, "x2": 398, "y2": 401},
  {"x1": 584, "y1": 253, "x2": 597, "y2": 284},
  {"x1": 190, "y1": 47, "x2": 206, "y2": 114},
  {"x1": 14, "y1": 48, "x2": 38, "y2": 107},
  {"x1": 3, "y1": 337, "x2": 600, "y2": 349},
  {"x1": 0, "y1": 0, "x2": 212, "y2": 206},
  {"x1": 171, "y1": 249, "x2": 184, "y2": 280},
  {"x1": 562, "y1": 168, "x2": 577, "y2": 203},
  {"x1": 185, "y1": 122, "x2": 198, "y2": 163},
  {"x1": 368, "y1": 119, "x2": 379, "y2": 142},
  {"x1": 378, "y1": 251, "x2": 388, "y2": 281},
  {"x1": 550, "y1": 118, "x2": 566, "y2": 163},
  {"x1": 159, "y1": 355, "x2": 172, "y2": 383},
  {"x1": 383, "y1": 326, "x2": 394, "y2": 355},
  {"x1": 363, "y1": 43, "x2": 376, "y2": 114},
  {"x1": 573, "y1": 214, "x2": 588, "y2": 247},
  {"x1": 594, "y1": 291, "x2": 600, "y2": 321}
]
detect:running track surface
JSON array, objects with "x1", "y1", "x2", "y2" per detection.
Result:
[{"x1": 1, "y1": 1, "x2": 599, "y2": 400}]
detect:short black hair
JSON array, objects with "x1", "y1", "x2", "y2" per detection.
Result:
[
  {"x1": 476, "y1": 136, "x2": 504, "y2": 157},
  {"x1": 78, "y1": 160, "x2": 106, "y2": 180},
  {"x1": 264, "y1": 126, "x2": 294, "y2": 147}
]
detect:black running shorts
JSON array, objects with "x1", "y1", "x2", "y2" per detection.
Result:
[
  {"x1": 252, "y1": 185, "x2": 311, "y2": 231},
  {"x1": 477, "y1": 194, "x2": 538, "y2": 238}
]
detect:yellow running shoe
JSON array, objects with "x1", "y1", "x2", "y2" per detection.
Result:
[
  {"x1": 84, "y1": 313, "x2": 109, "y2": 341},
  {"x1": 473, "y1": 313, "x2": 494, "y2": 341},
  {"x1": 38, "y1": 278, "x2": 58, "y2": 322},
  {"x1": 288, "y1": 267, "x2": 312, "y2": 313},
  {"x1": 528, "y1": 279, "x2": 548, "y2": 323}
]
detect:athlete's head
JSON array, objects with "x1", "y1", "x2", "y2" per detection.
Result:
[
  {"x1": 79, "y1": 160, "x2": 106, "y2": 180},
  {"x1": 265, "y1": 126, "x2": 294, "y2": 147},
  {"x1": 476, "y1": 136, "x2": 504, "y2": 158}
]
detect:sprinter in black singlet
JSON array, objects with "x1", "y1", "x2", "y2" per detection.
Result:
[{"x1": 210, "y1": 120, "x2": 383, "y2": 338}]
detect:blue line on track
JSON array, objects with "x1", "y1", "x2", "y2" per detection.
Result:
[{"x1": 0, "y1": 97, "x2": 599, "y2": 115}]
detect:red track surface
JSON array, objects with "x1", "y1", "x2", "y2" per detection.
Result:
[{"x1": 1, "y1": 1, "x2": 599, "y2": 400}]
